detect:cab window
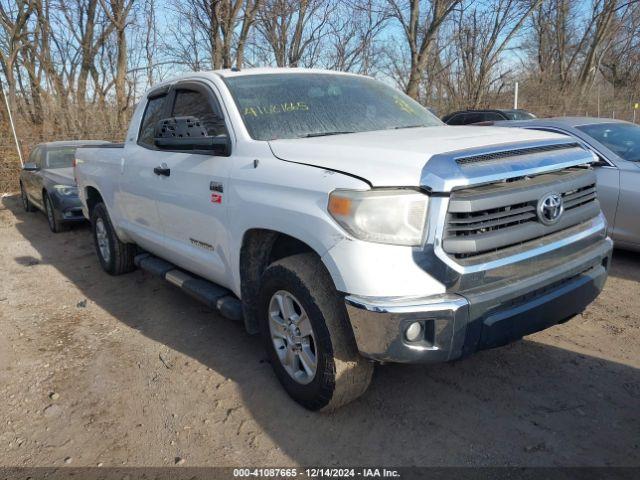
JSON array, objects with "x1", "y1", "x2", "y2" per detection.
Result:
[{"x1": 171, "y1": 90, "x2": 227, "y2": 137}]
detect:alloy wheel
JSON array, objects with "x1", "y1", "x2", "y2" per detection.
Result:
[
  {"x1": 95, "y1": 218, "x2": 111, "y2": 264},
  {"x1": 268, "y1": 290, "x2": 318, "y2": 385}
]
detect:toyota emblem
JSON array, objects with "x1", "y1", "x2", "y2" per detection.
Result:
[{"x1": 537, "y1": 192, "x2": 564, "y2": 225}]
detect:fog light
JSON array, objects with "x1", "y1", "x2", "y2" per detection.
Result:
[{"x1": 405, "y1": 321, "x2": 423, "y2": 342}]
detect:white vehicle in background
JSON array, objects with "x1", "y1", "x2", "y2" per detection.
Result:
[{"x1": 75, "y1": 68, "x2": 612, "y2": 411}]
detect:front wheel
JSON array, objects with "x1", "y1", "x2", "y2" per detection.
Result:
[
  {"x1": 90, "y1": 202, "x2": 136, "y2": 275},
  {"x1": 259, "y1": 253, "x2": 373, "y2": 411},
  {"x1": 44, "y1": 192, "x2": 67, "y2": 233}
]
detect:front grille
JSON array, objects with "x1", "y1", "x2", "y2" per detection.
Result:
[
  {"x1": 443, "y1": 167, "x2": 600, "y2": 259},
  {"x1": 499, "y1": 268, "x2": 588, "y2": 311},
  {"x1": 455, "y1": 142, "x2": 581, "y2": 166}
]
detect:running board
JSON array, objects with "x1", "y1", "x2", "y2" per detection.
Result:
[{"x1": 134, "y1": 253, "x2": 243, "y2": 322}]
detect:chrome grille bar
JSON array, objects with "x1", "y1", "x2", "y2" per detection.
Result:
[{"x1": 443, "y1": 167, "x2": 600, "y2": 258}]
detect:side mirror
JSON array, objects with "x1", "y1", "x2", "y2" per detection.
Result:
[
  {"x1": 592, "y1": 157, "x2": 610, "y2": 168},
  {"x1": 154, "y1": 116, "x2": 230, "y2": 156},
  {"x1": 23, "y1": 162, "x2": 39, "y2": 171}
]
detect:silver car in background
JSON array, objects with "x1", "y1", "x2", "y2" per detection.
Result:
[{"x1": 492, "y1": 118, "x2": 640, "y2": 251}]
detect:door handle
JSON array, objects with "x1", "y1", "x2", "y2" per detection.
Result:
[{"x1": 153, "y1": 165, "x2": 170, "y2": 176}]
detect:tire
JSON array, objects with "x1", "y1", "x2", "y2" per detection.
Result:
[
  {"x1": 90, "y1": 202, "x2": 136, "y2": 275},
  {"x1": 44, "y1": 192, "x2": 67, "y2": 233},
  {"x1": 20, "y1": 183, "x2": 36, "y2": 212},
  {"x1": 259, "y1": 253, "x2": 373, "y2": 411}
]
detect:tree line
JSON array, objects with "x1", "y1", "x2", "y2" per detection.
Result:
[{"x1": 1, "y1": 0, "x2": 638, "y2": 143}]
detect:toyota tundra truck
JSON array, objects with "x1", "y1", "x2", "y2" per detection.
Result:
[{"x1": 75, "y1": 68, "x2": 612, "y2": 411}]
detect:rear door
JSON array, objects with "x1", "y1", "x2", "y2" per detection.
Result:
[{"x1": 153, "y1": 81, "x2": 234, "y2": 286}]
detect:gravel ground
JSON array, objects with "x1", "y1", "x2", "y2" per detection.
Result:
[{"x1": 1, "y1": 194, "x2": 639, "y2": 468}]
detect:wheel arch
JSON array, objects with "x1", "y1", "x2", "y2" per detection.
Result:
[
  {"x1": 239, "y1": 228, "x2": 336, "y2": 335},
  {"x1": 42, "y1": 186, "x2": 58, "y2": 210},
  {"x1": 84, "y1": 186, "x2": 104, "y2": 218}
]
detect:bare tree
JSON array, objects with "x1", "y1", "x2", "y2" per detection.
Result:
[
  {"x1": 255, "y1": 0, "x2": 333, "y2": 67},
  {"x1": 169, "y1": 0, "x2": 260, "y2": 70},
  {"x1": 575, "y1": 0, "x2": 620, "y2": 94},
  {"x1": 388, "y1": 0, "x2": 461, "y2": 100},
  {"x1": 4, "y1": 0, "x2": 640, "y2": 171},
  {"x1": 443, "y1": 0, "x2": 541, "y2": 108},
  {"x1": 143, "y1": 0, "x2": 157, "y2": 84},
  {"x1": 528, "y1": 0, "x2": 623, "y2": 95},
  {"x1": 99, "y1": 0, "x2": 136, "y2": 130},
  {"x1": 600, "y1": 1, "x2": 640, "y2": 91},
  {"x1": 324, "y1": 0, "x2": 388, "y2": 73},
  {"x1": 0, "y1": 0, "x2": 35, "y2": 110}
]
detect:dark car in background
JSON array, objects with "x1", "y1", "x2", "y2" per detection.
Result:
[
  {"x1": 488, "y1": 117, "x2": 640, "y2": 252},
  {"x1": 442, "y1": 108, "x2": 536, "y2": 125},
  {"x1": 19, "y1": 140, "x2": 108, "y2": 232}
]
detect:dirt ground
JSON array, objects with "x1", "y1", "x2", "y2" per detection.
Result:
[{"x1": 1, "y1": 193, "x2": 639, "y2": 468}]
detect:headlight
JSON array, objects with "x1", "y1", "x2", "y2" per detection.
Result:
[
  {"x1": 328, "y1": 189, "x2": 428, "y2": 246},
  {"x1": 53, "y1": 185, "x2": 78, "y2": 196}
]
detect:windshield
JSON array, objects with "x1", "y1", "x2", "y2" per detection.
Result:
[
  {"x1": 46, "y1": 147, "x2": 76, "y2": 168},
  {"x1": 503, "y1": 110, "x2": 536, "y2": 120},
  {"x1": 576, "y1": 122, "x2": 640, "y2": 162},
  {"x1": 224, "y1": 73, "x2": 442, "y2": 140}
]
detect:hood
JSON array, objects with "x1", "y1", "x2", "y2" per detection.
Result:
[
  {"x1": 268, "y1": 126, "x2": 571, "y2": 187},
  {"x1": 44, "y1": 167, "x2": 76, "y2": 186}
]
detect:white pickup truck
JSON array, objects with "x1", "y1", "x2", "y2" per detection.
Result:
[{"x1": 75, "y1": 68, "x2": 612, "y2": 411}]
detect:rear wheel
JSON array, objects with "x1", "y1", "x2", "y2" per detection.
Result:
[
  {"x1": 44, "y1": 192, "x2": 67, "y2": 233},
  {"x1": 259, "y1": 253, "x2": 373, "y2": 411},
  {"x1": 20, "y1": 183, "x2": 36, "y2": 212},
  {"x1": 90, "y1": 202, "x2": 136, "y2": 275}
]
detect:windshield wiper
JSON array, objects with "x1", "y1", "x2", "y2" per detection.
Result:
[
  {"x1": 301, "y1": 131, "x2": 355, "y2": 138},
  {"x1": 393, "y1": 124, "x2": 427, "y2": 130}
]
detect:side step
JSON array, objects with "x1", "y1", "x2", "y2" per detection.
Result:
[{"x1": 134, "y1": 253, "x2": 243, "y2": 322}]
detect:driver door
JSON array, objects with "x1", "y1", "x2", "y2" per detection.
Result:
[{"x1": 153, "y1": 81, "x2": 234, "y2": 287}]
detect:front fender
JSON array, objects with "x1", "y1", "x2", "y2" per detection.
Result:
[{"x1": 226, "y1": 155, "x2": 369, "y2": 296}]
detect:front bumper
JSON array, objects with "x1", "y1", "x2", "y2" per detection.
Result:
[
  {"x1": 50, "y1": 193, "x2": 85, "y2": 222},
  {"x1": 345, "y1": 236, "x2": 612, "y2": 363}
]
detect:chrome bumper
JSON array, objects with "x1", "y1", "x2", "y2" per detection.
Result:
[
  {"x1": 345, "y1": 294, "x2": 469, "y2": 363},
  {"x1": 345, "y1": 237, "x2": 613, "y2": 364}
]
